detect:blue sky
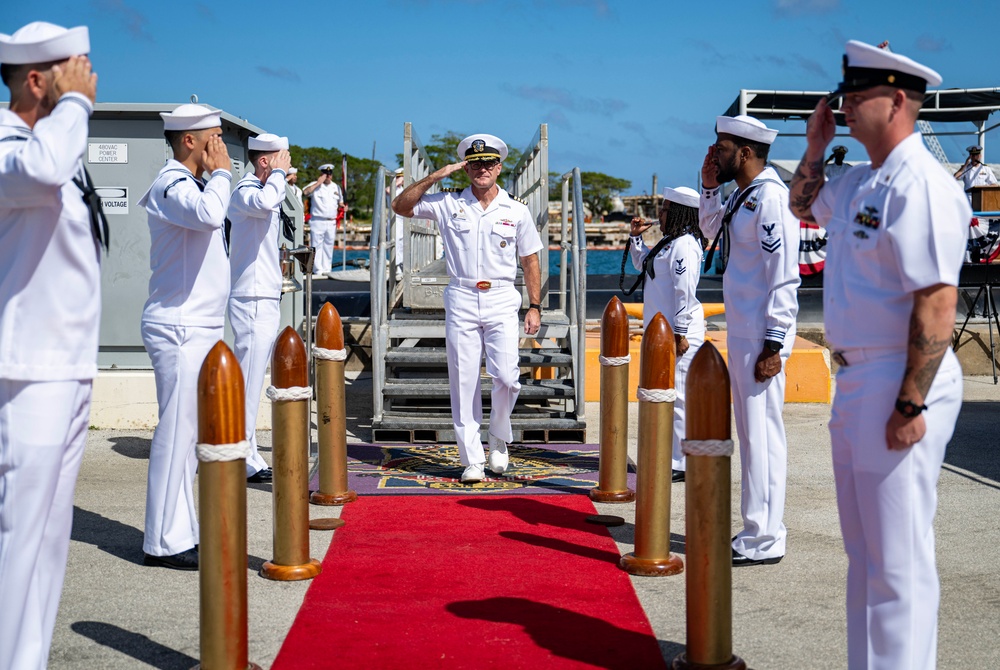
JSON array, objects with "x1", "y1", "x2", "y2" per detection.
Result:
[{"x1": 5, "y1": 0, "x2": 999, "y2": 195}]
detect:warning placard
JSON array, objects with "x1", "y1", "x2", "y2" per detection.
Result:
[{"x1": 96, "y1": 187, "x2": 129, "y2": 215}]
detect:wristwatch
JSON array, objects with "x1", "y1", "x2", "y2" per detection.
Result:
[
  {"x1": 895, "y1": 398, "x2": 928, "y2": 418},
  {"x1": 528, "y1": 303, "x2": 542, "y2": 313},
  {"x1": 763, "y1": 339, "x2": 783, "y2": 353}
]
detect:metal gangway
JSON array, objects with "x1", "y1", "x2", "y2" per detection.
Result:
[{"x1": 368, "y1": 123, "x2": 588, "y2": 443}]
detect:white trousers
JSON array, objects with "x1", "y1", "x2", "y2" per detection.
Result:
[
  {"x1": 443, "y1": 284, "x2": 522, "y2": 466},
  {"x1": 672, "y1": 328, "x2": 705, "y2": 472},
  {"x1": 0, "y1": 379, "x2": 90, "y2": 670},
  {"x1": 728, "y1": 333, "x2": 792, "y2": 560},
  {"x1": 311, "y1": 218, "x2": 336, "y2": 274},
  {"x1": 228, "y1": 296, "x2": 279, "y2": 476},
  {"x1": 141, "y1": 321, "x2": 222, "y2": 556},
  {"x1": 830, "y1": 349, "x2": 961, "y2": 670}
]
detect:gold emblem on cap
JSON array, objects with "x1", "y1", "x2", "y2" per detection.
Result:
[
  {"x1": 472, "y1": 139, "x2": 485, "y2": 153},
  {"x1": 888, "y1": 74, "x2": 895, "y2": 83}
]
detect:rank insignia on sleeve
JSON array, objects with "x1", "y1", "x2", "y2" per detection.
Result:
[
  {"x1": 674, "y1": 259, "x2": 686, "y2": 275},
  {"x1": 853, "y1": 205, "x2": 881, "y2": 229}
]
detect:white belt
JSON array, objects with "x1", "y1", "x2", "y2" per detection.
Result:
[
  {"x1": 832, "y1": 347, "x2": 903, "y2": 368},
  {"x1": 451, "y1": 278, "x2": 514, "y2": 290}
]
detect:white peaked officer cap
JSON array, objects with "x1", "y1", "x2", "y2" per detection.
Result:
[
  {"x1": 457, "y1": 134, "x2": 508, "y2": 162},
  {"x1": 288, "y1": 167, "x2": 298, "y2": 174},
  {"x1": 318, "y1": 163, "x2": 335, "y2": 171},
  {"x1": 248, "y1": 133, "x2": 288, "y2": 151},
  {"x1": 716, "y1": 115, "x2": 779, "y2": 145},
  {"x1": 0, "y1": 21, "x2": 90, "y2": 65},
  {"x1": 160, "y1": 104, "x2": 222, "y2": 131},
  {"x1": 832, "y1": 40, "x2": 941, "y2": 97},
  {"x1": 663, "y1": 186, "x2": 700, "y2": 209}
]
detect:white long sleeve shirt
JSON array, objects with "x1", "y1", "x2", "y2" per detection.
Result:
[
  {"x1": 699, "y1": 167, "x2": 800, "y2": 343},
  {"x1": 229, "y1": 169, "x2": 286, "y2": 299},
  {"x1": 0, "y1": 94, "x2": 101, "y2": 381},
  {"x1": 813, "y1": 133, "x2": 970, "y2": 350},
  {"x1": 139, "y1": 159, "x2": 232, "y2": 327},
  {"x1": 630, "y1": 233, "x2": 705, "y2": 335}
]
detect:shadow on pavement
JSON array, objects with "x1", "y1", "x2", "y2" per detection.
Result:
[
  {"x1": 946, "y1": 400, "x2": 1000, "y2": 486},
  {"x1": 71, "y1": 506, "x2": 145, "y2": 565},
  {"x1": 108, "y1": 435, "x2": 151, "y2": 460},
  {"x1": 70, "y1": 621, "x2": 198, "y2": 670}
]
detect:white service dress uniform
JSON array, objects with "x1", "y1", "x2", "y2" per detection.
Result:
[
  {"x1": 700, "y1": 166, "x2": 800, "y2": 561},
  {"x1": 825, "y1": 161, "x2": 851, "y2": 181},
  {"x1": 228, "y1": 167, "x2": 287, "y2": 476},
  {"x1": 958, "y1": 160, "x2": 998, "y2": 192},
  {"x1": 308, "y1": 180, "x2": 342, "y2": 274},
  {"x1": 0, "y1": 92, "x2": 100, "y2": 670},
  {"x1": 140, "y1": 160, "x2": 232, "y2": 557},
  {"x1": 630, "y1": 233, "x2": 705, "y2": 473},
  {"x1": 813, "y1": 132, "x2": 968, "y2": 670},
  {"x1": 410, "y1": 188, "x2": 543, "y2": 466}
]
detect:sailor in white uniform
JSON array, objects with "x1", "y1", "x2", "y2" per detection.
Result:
[
  {"x1": 629, "y1": 186, "x2": 706, "y2": 481},
  {"x1": 286, "y1": 166, "x2": 303, "y2": 206},
  {"x1": 228, "y1": 133, "x2": 291, "y2": 482},
  {"x1": 0, "y1": 22, "x2": 102, "y2": 670},
  {"x1": 824, "y1": 145, "x2": 851, "y2": 181},
  {"x1": 699, "y1": 115, "x2": 800, "y2": 567},
  {"x1": 790, "y1": 40, "x2": 968, "y2": 670},
  {"x1": 139, "y1": 103, "x2": 233, "y2": 570},
  {"x1": 391, "y1": 134, "x2": 543, "y2": 483},
  {"x1": 303, "y1": 163, "x2": 342, "y2": 276},
  {"x1": 954, "y1": 144, "x2": 998, "y2": 193}
]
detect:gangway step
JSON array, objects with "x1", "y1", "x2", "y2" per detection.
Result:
[
  {"x1": 382, "y1": 378, "x2": 575, "y2": 398},
  {"x1": 385, "y1": 347, "x2": 573, "y2": 367},
  {"x1": 372, "y1": 415, "x2": 587, "y2": 444},
  {"x1": 386, "y1": 321, "x2": 570, "y2": 339}
]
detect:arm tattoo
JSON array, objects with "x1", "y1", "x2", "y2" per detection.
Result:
[
  {"x1": 907, "y1": 312, "x2": 950, "y2": 397},
  {"x1": 789, "y1": 157, "x2": 825, "y2": 222}
]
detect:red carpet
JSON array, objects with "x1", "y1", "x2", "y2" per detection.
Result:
[{"x1": 272, "y1": 495, "x2": 667, "y2": 669}]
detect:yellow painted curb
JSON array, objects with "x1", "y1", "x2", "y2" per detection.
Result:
[{"x1": 578, "y1": 330, "x2": 831, "y2": 403}]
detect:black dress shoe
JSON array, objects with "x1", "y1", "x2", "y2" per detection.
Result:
[
  {"x1": 143, "y1": 547, "x2": 199, "y2": 570},
  {"x1": 731, "y1": 549, "x2": 782, "y2": 567},
  {"x1": 671, "y1": 469, "x2": 686, "y2": 483},
  {"x1": 247, "y1": 467, "x2": 273, "y2": 483}
]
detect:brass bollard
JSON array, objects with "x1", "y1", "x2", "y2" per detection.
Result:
[
  {"x1": 261, "y1": 326, "x2": 322, "y2": 581},
  {"x1": 196, "y1": 342, "x2": 262, "y2": 670},
  {"x1": 591, "y1": 296, "x2": 635, "y2": 503},
  {"x1": 310, "y1": 302, "x2": 357, "y2": 510},
  {"x1": 620, "y1": 312, "x2": 684, "y2": 577},
  {"x1": 673, "y1": 342, "x2": 746, "y2": 670}
]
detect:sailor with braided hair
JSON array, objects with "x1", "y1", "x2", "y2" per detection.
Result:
[{"x1": 628, "y1": 186, "x2": 706, "y2": 482}]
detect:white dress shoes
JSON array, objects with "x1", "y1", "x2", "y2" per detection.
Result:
[
  {"x1": 487, "y1": 434, "x2": 510, "y2": 475},
  {"x1": 460, "y1": 463, "x2": 485, "y2": 483}
]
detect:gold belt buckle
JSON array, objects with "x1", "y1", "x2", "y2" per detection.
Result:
[
  {"x1": 832, "y1": 351, "x2": 848, "y2": 367},
  {"x1": 476, "y1": 280, "x2": 491, "y2": 290}
]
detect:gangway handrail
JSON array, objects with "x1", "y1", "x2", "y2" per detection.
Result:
[{"x1": 370, "y1": 165, "x2": 390, "y2": 422}]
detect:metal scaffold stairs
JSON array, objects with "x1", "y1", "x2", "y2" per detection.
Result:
[{"x1": 368, "y1": 123, "x2": 587, "y2": 443}]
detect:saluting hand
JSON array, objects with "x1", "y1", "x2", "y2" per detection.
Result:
[
  {"x1": 431, "y1": 161, "x2": 468, "y2": 182},
  {"x1": 806, "y1": 98, "x2": 837, "y2": 153},
  {"x1": 52, "y1": 55, "x2": 97, "y2": 105},
  {"x1": 630, "y1": 216, "x2": 654, "y2": 237},
  {"x1": 701, "y1": 146, "x2": 719, "y2": 189},
  {"x1": 202, "y1": 135, "x2": 231, "y2": 173},
  {"x1": 272, "y1": 149, "x2": 292, "y2": 172}
]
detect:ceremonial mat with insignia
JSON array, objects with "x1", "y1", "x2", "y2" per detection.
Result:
[{"x1": 309, "y1": 443, "x2": 636, "y2": 495}]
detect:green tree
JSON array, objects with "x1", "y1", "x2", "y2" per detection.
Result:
[
  {"x1": 289, "y1": 145, "x2": 381, "y2": 218},
  {"x1": 579, "y1": 171, "x2": 632, "y2": 218}
]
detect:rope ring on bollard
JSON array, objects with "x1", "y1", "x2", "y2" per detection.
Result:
[
  {"x1": 599, "y1": 354, "x2": 631, "y2": 367},
  {"x1": 196, "y1": 440, "x2": 251, "y2": 463},
  {"x1": 266, "y1": 385, "x2": 313, "y2": 402},
  {"x1": 636, "y1": 387, "x2": 676, "y2": 403},
  {"x1": 313, "y1": 346, "x2": 347, "y2": 361},
  {"x1": 682, "y1": 438, "x2": 735, "y2": 457}
]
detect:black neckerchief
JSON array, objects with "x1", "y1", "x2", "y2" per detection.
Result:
[
  {"x1": 163, "y1": 167, "x2": 230, "y2": 256},
  {"x1": 619, "y1": 233, "x2": 675, "y2": 296},
  {"x1": 702, "y1": 178, "x2": 783, "y2": 274},
  {"x1": 2, "y1": 133, "x2": 109, "y2": 252}
]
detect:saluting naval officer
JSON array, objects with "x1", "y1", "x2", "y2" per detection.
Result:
[
  {"x1": 0, "y1": 21, "x2": 104, "y2": 670},
  {"x1": 699, "y1": 115, "x2": 800, "y2": 567},
  {"x1": 954, "y1": 144, "x2": 998, "y2": 193},
  {"x1": 391, "y1": 134, "x2": 543, "y2": 483},
  {"x1": 302, "y1": 163, "x2": 343, "y2": 277},
  {"x1": 789, "y1": 40, "x2": 968, "y2": 669},
  {"x1": 228, "y1": 133, "x2": 292, "y2": 483},
  {"x1": 139, "y1": 103, "x2": 233, "y2": 570}
]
